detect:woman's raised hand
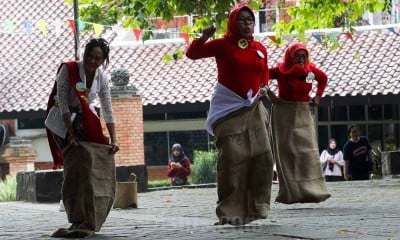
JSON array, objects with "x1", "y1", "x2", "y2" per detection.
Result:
[{"x1": 200, "y1": 26, "x2": 217, "y2": 41}]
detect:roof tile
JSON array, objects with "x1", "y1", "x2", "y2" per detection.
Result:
[{"x1": 1, "y1": 1, "x2": 399, "y2": 113}]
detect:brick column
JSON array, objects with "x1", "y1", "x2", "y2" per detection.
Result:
[
  {"x1": 108, "y1": 67, "x2": 144, "y2": 167},
  {"x1": 2, "y1": 137, "x2": 37, "y2": 176},
  {"x1": 110, "y1": 85, "x2": 144, "y2": 166}
]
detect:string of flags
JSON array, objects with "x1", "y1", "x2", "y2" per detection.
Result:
[{"x1": 1, "y1": 18, "x2": 399, "y2": 46}]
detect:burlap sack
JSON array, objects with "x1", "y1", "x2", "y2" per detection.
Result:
[
  {"x1": 62, "y1": 141, "x2": 115, "y2": 232},
  {"x1": 272, "y1": 100, "x2": 330, "y2": 204},
  {"x1": 213, "y1": 100, "x2": 274, "y2": 225}
]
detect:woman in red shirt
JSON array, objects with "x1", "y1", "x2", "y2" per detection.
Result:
[
  {"x1": 166, "y1": 143, "x2": 191, "y2": 186},
  {"x1": 186, "y1": 5, "x2": 274, "y2": 226},
  {"x1": 268, "y1": 43, "x2": 331, "y2": 204}
]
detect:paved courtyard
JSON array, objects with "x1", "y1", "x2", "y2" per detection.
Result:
[{"x1": 1, "y1": 179, "x2": 399, "y2": 239}]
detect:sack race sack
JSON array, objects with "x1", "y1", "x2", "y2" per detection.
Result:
[
  {"x1": 62, "y1": 141, "x2": 115, "y2": 232},
  {"x1": 272, "y1": 100, "x2": 331, "y2": 204}
]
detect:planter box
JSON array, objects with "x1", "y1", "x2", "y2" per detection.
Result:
[
  {"x1": 16, "y1": 170, "x2": 63, "y2": 202},
  {"x1": 16, "y1": 165, "x2": 148, "y2": 203},
  {"x1": 381, "y1": 151, "x2": 400, "y2": 179}
]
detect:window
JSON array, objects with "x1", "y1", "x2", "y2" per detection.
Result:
[
  {"x1": 144, "y1": 132, "x2": 168, "y2": 166},
  {"x1": 169, "y1": 130, "x2": 210, "y2": 160},
  {"x1": 331, "y1": 106, "x2": 347, "y2": 121},
  {"x1": 144, "y1": 130, "x2": 213, "y2": 166},
  {"x1": 349, "y1": 105, "x2": 365, "y2": 121},
  {"x1": 384, "y1": 124, "x2": 399, "y2": 151},
  {"x1": 318, "y1": 105, "x2": 329, "y2": 121},
  {"x1": 384, "y1": 104, "x2": 399, "y2": 120},
  {"x1": 152, "y1": 28, "x2": 180, "y2": 40},
  {"x1": 367, "y1": 124, "x2": 382, "y2": 150},
  {"x1": 330, "y1": 125, "x2": 348, "y2": 150},
  {"x1": 318, "y1": 126, "x2": 328, "y2": 152},
  {"x1": 17, "y1": 118, "x2": 45, "y2": 130},
  {"x1": 368, "y1": 104, "x2": 382, "y2": 120}
]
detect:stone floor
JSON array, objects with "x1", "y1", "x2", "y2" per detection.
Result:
[{"x1": 1, "y1": 179, "x2": 399, "y2": 239}]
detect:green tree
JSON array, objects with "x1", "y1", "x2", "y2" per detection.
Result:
[
  {"x1": 65, "y1": 0, "x2": 263, "y2": 40},
  {"x1": 273, "y1": 0, "x2": 389, "y2": 48},
  {"x1": 67, "y1": 0, "x2": 390, "y2": 47}
]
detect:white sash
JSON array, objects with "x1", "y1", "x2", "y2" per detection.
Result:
[{"x1": 206, "y1": 83, "x2": 259, "y2": 136}]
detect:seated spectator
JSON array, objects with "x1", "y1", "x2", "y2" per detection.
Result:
[
  {"x1": 166, "y1": 143, "x2": 191, "y2": 186},
  {"x1": 320, "y1": 138, "x2": 344, "y2": 181}
]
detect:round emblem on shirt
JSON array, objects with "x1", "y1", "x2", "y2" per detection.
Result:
[
  {"x1": 306, "y1": 72, "x2": 315, "y2": 83},
  {"x1": 237, "y1": 39, "x2": 248, "y2": 49},
  {"x1": 76, "y1": 82, "x2": 86, "y2": 92},
  {"x1": 257, "y1": 50, "x2": 265, "y2": 59}
]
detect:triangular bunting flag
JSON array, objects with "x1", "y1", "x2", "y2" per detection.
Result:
[
  {"x1": 312, "y1": 33, "x2": 322, "y2": 44},
  {"x1": 268, "y1": 35, "x2": 278, "y2": 44},
  {"x1": 93, "y1": 23, "x2": 104, "y2": 37},
  {"x1": 77, "y1": 19, "x2": 85, "y2": 31},
  {"x1": 37, "y1": 19, "x2": 47, "y2": 36},
  {"x1": 5, "y1": 20, "x2": 14, "y2": 35},
  {"x1": 328, "y1": 32, "x2": 338, "y2": 44},
  {"x1": 132, "y1": 28, "x2": 142, "y2": 41},
  {"x1": 23, "y1": 20, "x2": 32, "y2": 37},
  {"x1": 179, "y1": 32, "x2": 190, "y2": 45},
  {"x1": 342, "y1": 32, "x2": 354, "y2": 42},
  {"x1": 68, "y1": 19, "x2": 76, "y2": 35},
  {"x1": 387, "y1": 27, "x2": 400, "y2": 36}
]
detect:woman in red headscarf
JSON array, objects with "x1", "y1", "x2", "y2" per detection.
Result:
[
  {"x1": 268, "y1": 43, "x2": 331, "y2": 204},
  {"x1": 186, "y1": 5, "x2": 274, "y2": 226}
]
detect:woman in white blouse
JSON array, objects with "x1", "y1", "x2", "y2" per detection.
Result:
[
  {"x1": 45, "y1": 38, "x2": 119, "y2": 238},
  {"x1": 320, "y1": 138, "x2": 344, "y2": 181}
]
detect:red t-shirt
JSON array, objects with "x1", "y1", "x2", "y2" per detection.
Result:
[
  {"x1": 269, "y1": 65, "x2": 328, "y2": 102},
  {"x1": 186, "y1": 37, "x2": 269, "y2": 99}
]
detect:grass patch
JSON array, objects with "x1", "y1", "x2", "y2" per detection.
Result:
[
  {"x1": 0, "y1": 175, "x2": 17, "y2": 202},
  {"x1": 148, "y1": 179, "x2": 171, "y2": 188}
]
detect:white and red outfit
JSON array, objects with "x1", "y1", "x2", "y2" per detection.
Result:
[
  {"x1": 45, "y1": 62, "x2": 115, "y2": 234},
  {"x1": 186, "y1": 5, "x2": 274, "y2": 226},
  {"x1": 186, "y1": 7, "x2": 268, "y2": 136}
]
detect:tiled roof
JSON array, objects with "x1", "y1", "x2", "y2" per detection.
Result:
[{"x1": 0, "y1": 1, "x2": 399, "y2": 114}]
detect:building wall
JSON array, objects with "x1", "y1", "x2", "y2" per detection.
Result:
[
  {"x1": 147, "y1": 165, "x2": 168, "y2": 181},
  {"x1": 103, "y1": 94, "x2": 145, "y2": 166}
]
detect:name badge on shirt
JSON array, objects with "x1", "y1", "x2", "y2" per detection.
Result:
[
  {"x1": 76, "y1": 82, "x2": 87, "y2": 92},
  {"x1": 257, "y1": 50, "x2": 265, "y2": 59},
  {"x1": 237, "y1": 39, "x2": 248, "y2": 49},
  {"x1": 306, "y1": 72, "x2": 315, "y2": 83}
]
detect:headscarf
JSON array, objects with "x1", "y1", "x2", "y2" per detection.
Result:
[
  {"x1": 277, "y1": 43, "x2": 315, "y2": 78},
  {"x1": 224, "y1": 5, "x2": 255, "y2": 47},
  {"x1": 171, "y1": 143, "x2": 187, "y2": 163},
  {"x1": 326, "y1": 138, "x2": 338, "y2": 171},
  {"x1": 327, "y1": 138, "x2": 339, "y2": 156}
]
